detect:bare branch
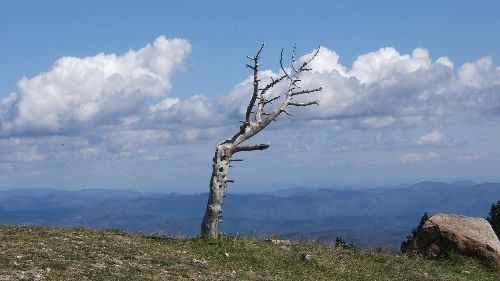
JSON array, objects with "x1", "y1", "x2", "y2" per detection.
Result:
[
  {"x1": 289, "y1": 101, "x2": 319, "y2": 107},
  {"x1": 257, "y1": 74, "x2": 286, "y2": 123},
  {"x1": 258, "y1": 48, "x2": 323, "y2": 129},
  {"x1": 244, "y1": 44, "x2": 265, "y2": 123},
  {"x1": 255, "y1": 43, "x2": 265, "y2": 59},
  {"x1": 281, "y1": 109, "x2": 293, "y2": 116},
  {"x1": 233, "y1": 143, "x2": 270, "y2": 153},
  {"x1": 280, "y1": 49, "x2": 291, "y2": 79},
  {"x1": 298, "y1": 47, "x2": 321, "y2": 72},
  {"x1": 291, "y1": 87, "x2": 323, "y2": 96},
  {"x1": 260, "y1": 74, "x2": 287, "y2": 96},
  {"x1": 291, "y1": 44, "x2": 299, "y2": 74},
  {"x1": 258, "y1": 94, "x2": 279, "y2": 122},
  {"x1": 262, "y1": 96, "x2": 281, "y2": 105}
]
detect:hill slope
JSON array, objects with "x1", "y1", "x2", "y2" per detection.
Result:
[{"x1": 0, "y1": 225, "x2": 498, "y2": 280}]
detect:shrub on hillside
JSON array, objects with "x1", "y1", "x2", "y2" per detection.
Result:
[
  {"x1": 486, "y1": 201, "x2": 500, "y2": 239},
  {"x1": 335, "y1": 236, "x2": 356, "y2": 250},
  {"x1": 401, "y1": 212, "x2": 429, "y2": 253}
]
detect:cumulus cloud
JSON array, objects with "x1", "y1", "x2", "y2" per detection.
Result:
[
  {"x1": 416, "y1": 130, "x2": 443, "y2": 145},
  {"x1": 148, "y1": 95, "x2": 220, "y2": 127},
  {"x1": 0, "y1": 36, "x2": 191, "y2": 136},
  {"x1": 268, "y1": 47, "x2": 499, "y2": 131},
  {"x1": 216, "y1": 46, "x2": 500, "y2": 132},
  {"x1": 1, "y1": 41, "x2": 500, "y2": 164},
  {"x1": 350, "y1": 47, "x2": 432, "y2": 84}
]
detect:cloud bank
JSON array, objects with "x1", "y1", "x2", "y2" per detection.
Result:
[
  {"x1": 224, "y1": 47, "x2": 500, "y2": 131},
  {"x1": 1, "y1": 37, "x2": 500, "y2": 166},
  {"x1": 0, "y1": 36, "x2": 191, "y2": 136}
]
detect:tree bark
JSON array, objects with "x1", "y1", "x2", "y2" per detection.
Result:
[
  {"x1": 200, "y1": 45, "x2": 321, "y2": 237},
  {"x1": 201, "y1": 143, "x2": 232, "y2": 237}
]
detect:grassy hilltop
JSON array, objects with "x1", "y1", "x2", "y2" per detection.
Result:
[{"x1": 0, "y1": 225, "x2": 498, "y2": 281}]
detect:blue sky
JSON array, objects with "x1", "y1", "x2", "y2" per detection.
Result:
[{"x1": 1, "y1": 1, "x2": 500, "y2": 192}]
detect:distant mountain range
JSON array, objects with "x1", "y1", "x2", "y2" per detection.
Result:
[{"x1": 0, "y1": 181, "x2": 498, "y2": 250}]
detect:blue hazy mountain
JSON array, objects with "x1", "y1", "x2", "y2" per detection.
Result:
[{"x1": 0, "y1": 181, "x2": 498, "y2": 249}]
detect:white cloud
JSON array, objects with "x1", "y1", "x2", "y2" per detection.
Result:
[
  {"x1": 399, "y1": 151, "x2": 439, "y2": 163},
  {"x1": 1, "y1": 42, "x2": 500, "y2": 164},
  {"x1": 219, "y1": 46, "x2": 500, "y2": 133},
  {"x1": 80, "y1": 147, "x2": 101, "y2": 158},
  {"x1": 416, "y1": 130, "x2": 443, "y2": 145},
  {"x1": 399, "y1": 153, "x2": 422, "y2": 163},
  {"x1": 308, "y1": 48, "x2": 348, "y2": 76},
  {"x1": 349, "y1": 47, "x2": 431, "y2": 84},
  {"x1": 148, "y1": 95, "x2": 219, "y2": 126},
  {"x1": 104, "y1": 129, "x2": 171, "y2": 155},
  {"x1": 0, "y1": 36, "x2": 191, "y2": 136},
  {"x1": 426, "y1": 151, "x2": 440, "y2": 160},
  {"x1": 285, "y1": 46, "x2": 500, "y2": 130},
  {"x1": 0, "y1": 138, "x2": 46, "y2": 162},
  {"x1": 455, "y1": 152, "x2": 489, "y2": 161},
  {"x1": 361, "y1": 116, "x2": 396, "y2": 129}
]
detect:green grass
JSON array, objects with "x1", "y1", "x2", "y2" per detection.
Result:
[{"x1": 0, "y1": 225, "x2": 498, "y2": 280}]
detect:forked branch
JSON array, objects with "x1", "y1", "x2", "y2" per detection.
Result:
[{"x1": 245, "y1": 44, "x2": 265, "y2": 123}]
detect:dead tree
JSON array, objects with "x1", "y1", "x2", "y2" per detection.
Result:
[{"x1": 201, "y1": 44, "x2": 322, "y2": 237}]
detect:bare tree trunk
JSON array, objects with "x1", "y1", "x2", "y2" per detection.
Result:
[
  {"x1": 200, "y1": 44, "x2": 322, "y2": 237},
  {"x1": 201, "y1": 144, "x2": 231, "y2": 237}
]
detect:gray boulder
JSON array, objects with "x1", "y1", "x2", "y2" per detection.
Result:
[{"x1": 408, "y1": 213, "x2": 500, "y2": 268}]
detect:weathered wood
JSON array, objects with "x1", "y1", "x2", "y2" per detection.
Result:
[
  {"x1": 201, "y1": 144, "x2": 232, "y2": 237},
  {"x1": 200, "y1": 45, "x2": 322, "y2": 237}
]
